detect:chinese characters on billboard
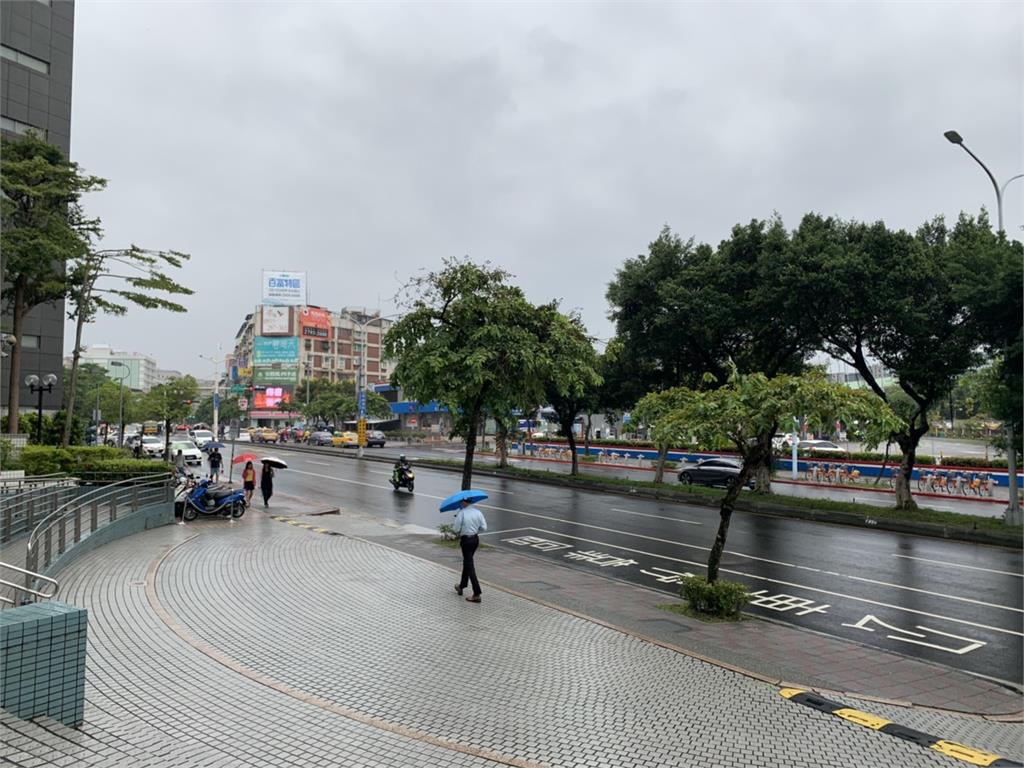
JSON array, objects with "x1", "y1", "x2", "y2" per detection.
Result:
[
  {"x1": 301, "y1": 306, "x2": 332, "y2": 339},
  {"x1": 261, "y1": 270, "x2": 307, "y2": 306},
  {"x1": 253, "y1": 336, "x2": 300, "y2": 364}
]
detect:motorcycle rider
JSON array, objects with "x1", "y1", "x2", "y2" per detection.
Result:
[{"x1": 392, "y1": 454, "x2": 412, "y2": 487}]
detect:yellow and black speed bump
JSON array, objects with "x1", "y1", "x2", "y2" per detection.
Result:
[
  {"x1": 780, "y1": 689, "x2": 1022, "y2": 767},
  {"x1": 270, "y1": 515, "x2": 344, "y2": 536}
]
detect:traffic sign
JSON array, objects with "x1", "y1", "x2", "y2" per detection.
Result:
[
  {"x1": 357, "y1": 417, "x2": 367, "y2": 447},
  {"x1": 230, "y1": 384, "x2": 245, "y2": 395},
  {"x1": 213, "y1": 392, "x2": 221, "y2": 410},
  {"x1": 358, "y1": 389, "x2": 366, "y2": 418},
  {"x1": 238, "y1": 397, "x2": 249, "y2": 410}
]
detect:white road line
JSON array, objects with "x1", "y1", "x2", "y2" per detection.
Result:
[
  {"x1": 307, "y1": 461, "x2": 332, "y2": 467},
  {"x1": 891, "y1": 554, "x2": 1023, "y2": 578},
  {"x1": 610, "y1": 508, "x2": 702, "y2": 525},
  {"x1": 520, "y1": 528, "x2": 1024, "y2": 639},
  {"x1": 472, "y1": 484, "x2": 515, "y2": 495},
  {"x1": 479, "y1": 527, "x2": 532, "y2": 537},
  {"x1": 287, "y1": 467, "x2": 1019, "y2": 615}
]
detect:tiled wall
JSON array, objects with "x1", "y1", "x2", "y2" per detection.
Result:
[{"x1": 0, "y1": 601, "x2": 87, "y2": 727}]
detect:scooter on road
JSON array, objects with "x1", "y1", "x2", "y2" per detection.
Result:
[{"x1": 390, "y1": 466, "x2": 415, "y2": 493}]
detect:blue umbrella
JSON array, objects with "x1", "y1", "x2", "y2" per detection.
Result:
[
  {"x1": 439, "y1": 489, "x2": 489, "y2": 512},
  {"x1": 202, "y1": 441, "x2": 226, "y2": 451}
]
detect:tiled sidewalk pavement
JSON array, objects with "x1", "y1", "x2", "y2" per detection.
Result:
[{"x1": 0, "y1": 504, "x2": 1020, "y2": 768}]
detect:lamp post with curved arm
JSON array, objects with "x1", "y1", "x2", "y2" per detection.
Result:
[
  {"x1": 25, "y1": 373, "x2": 58, "y2": 444},
  {"x1": 352, "y1": 312, "x2": 400, "y2": 458},
  {"x1": 944, "y1": 130, "x2": 1023, "y2": 524}
]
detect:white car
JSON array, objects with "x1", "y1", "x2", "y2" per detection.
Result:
[
  {"x1": 190, "y1": 429, "x2": 215, "y2": 448},
  {"x1": 170, "y1": 440, "x2": 204, "y2": 466},
  {"x1": 141, "y1": 436, "x2": 165, "y2": 458},
  {"x1": 797, "y1": 439, "x2": 846, "y2": 456}
]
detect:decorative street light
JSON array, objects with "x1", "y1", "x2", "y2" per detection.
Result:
[
  {"x1": 109, "y1": 361, "x2": 130, "y2": 449},
  {"x1": 943, "y1": 130, "x2": 1023, "y2": 525},
  {"x1": 25, "y1": 373, "x2": 58, "y2": 444}
]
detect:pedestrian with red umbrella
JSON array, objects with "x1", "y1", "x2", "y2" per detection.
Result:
[{"x1": 241, "y1": 461, "x2": 256, "y2": 506}]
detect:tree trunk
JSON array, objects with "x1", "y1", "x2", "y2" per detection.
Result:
[
  {"x1": 653, "y1": 443, "x2": 669, "y2": 484},
  {"x1": 707, "y1": 455, "x2": 755, "y2": 583},
  {"x1": 1006, "y1": 421, "x2": 1021, "y2": 527},
  {"x1": 496, "y1": 418, "x2": 509, "y2": 468},
  {"x1": 894, "y1": 437, "x2": 918, "y2": 510},
  {"x1": 62, "y1": 310, "x2": 87, "y2": 446},
  {"x1": 751, "y1": 424, "x2": 776, "y2": 494},
  {"x1": 6, "y1": 282, "x2": 26, "y2": 435},
  {"x1": 874, "y1": 441, "x2": 892, "y2": 487},
  {"x1": 565, "y1": 421, "x2": 579, "y2": 476},
  {"x1": 462, "y1": 411, "x2": 480, "y2": 490}
]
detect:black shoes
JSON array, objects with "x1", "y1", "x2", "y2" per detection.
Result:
[{"x1": 455, "y1": 584, "x2": 464, "y2": 596}]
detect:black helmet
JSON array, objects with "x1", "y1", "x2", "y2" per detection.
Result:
[{"x1": 399, "y1": 454, "x2": 406, "y2": 461}]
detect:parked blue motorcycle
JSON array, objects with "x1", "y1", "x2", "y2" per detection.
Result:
[{"x1": 182, "y1": 477, "x2": 246, "y2": 521}]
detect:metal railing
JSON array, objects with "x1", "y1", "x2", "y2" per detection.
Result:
[
  {"x1": 0, "y1": 561, "x2": 59, "y2": 607},
  {"x1": 1, "y1": 476, "x2": 79, "y2": 543},
  {"x1": 24, "y1": 474, "x2": 174, "y2": 582}
]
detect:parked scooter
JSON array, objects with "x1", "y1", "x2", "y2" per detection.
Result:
[
  {"x1": 390, "y1": 466, "x2": 415, "y2": 493},
  {"x1": 181, "y1": 474, "x2": 247, "y2": 520}
]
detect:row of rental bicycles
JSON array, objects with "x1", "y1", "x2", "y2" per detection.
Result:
[{"x1": 802, "y1": 462, "x2": 996, "y2": 496}]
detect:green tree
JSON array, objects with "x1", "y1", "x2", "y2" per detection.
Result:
[
  {"x1": 384, "y1": 259, "x2": 551, "y2": 489},
  {"x1": 542, "y1": 310, "x2": 602, "y2": 476},
  {"x1": 299, "y1": 378, "x2": 389, "y2": 427},
  {"x1": 63, "y1": 362, "x2": 110, "y2": 423},
  {"x1": 194, "y1": 393, "x2": 242, "y2": 427},
  {"x1": 63, "y1": 247, "x2": 191, "y2": 445},
  {"x1": 2, "y1": 131, "x2": 105, "y2": 434},
  {"x1": 785, "y1": 212, "x2": 1008, "y2": 509},
  {"x1": 138, "y1": 376, "x2": 199, "y2": 458},
  {"x1": 639, "y1": 367, "x2": 901, "y2": 583},
  {"x1": 607, "y1": 220, "x2": 819, "y2": 491}
]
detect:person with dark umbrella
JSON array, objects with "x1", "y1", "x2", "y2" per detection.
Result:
[
  {"x1": 452, "y1": 498, "x2": 487, "y2": 603},
  {"x1": 260, "y1": 462, "x2": 275, "y2": 507}
]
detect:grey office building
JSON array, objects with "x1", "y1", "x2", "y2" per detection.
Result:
[{"x1": 1, "y1": 0, "x2": 76, "y2": 417}]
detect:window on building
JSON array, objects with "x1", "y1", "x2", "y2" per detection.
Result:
[
  {"x1": 319, "y1": 341, "x2": 330, "y2": 352},
  {"x1": 304, "y1": 339, "x2": 312, "y2": 350},
  {"x1": 1, "y1": 116, "x2": 47, "y2": 140},
  {"x1": 0, "y1": 45, "x2": 50, "y2": 74},
  {"x1": 20, "y1": 334, "x2": 41, "y2": 349}
]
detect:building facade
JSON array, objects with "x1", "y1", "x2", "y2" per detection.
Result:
[
  {"x1": 1, "y1": 0, "x2": 76, "y2": 416},
  {"x1": 231, "y1": 306, "x2": 395, "y2": 424},
  {"x1": 70, "y1": 346, "x2": 159, "y2": 392}
]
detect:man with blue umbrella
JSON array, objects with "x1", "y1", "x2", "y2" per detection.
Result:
[{"x1": 441, "y1": 489, "x2": 489, "y2": 603}]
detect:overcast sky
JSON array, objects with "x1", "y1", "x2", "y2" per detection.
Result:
[{"x1": 69, "y1": 1, "x2": 1023, "y2": 377}]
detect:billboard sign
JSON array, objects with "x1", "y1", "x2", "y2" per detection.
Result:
[
  {"x1": 253, "y1": 336, "x2": 299, "y2": 364},
  {"x1": 261, "y1": 270, "x2": 307, "y2": 306},
  {"x1": 253, "y1": 366, "x2": 299, "y2": 385},
  {"x1": 261, "y1": 306, "x2": 291, "y2": 335},
  {"x1": 254, "y1": 386, "x2": 291, "y2": 410},
  {"x1": 301, "y1": 306, "x2": 332, "y2": 339}
]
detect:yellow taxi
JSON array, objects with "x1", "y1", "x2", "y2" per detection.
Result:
[
  {"x1": 331, "y1": 431, "x2": 359, "y2": 448},
  {"x1": 254, "y1": 427, "x2": 279, "y2": 443}
]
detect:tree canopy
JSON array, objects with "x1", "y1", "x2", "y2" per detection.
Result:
[
  {"x1": 638, "y1": 367, "x2": 901, "y2": 582},
  {"x1": 2, "y1": 131, "x2": 105, "y2": 433}
]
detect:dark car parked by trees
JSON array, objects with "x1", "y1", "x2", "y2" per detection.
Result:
[{"x1": 678, "y1": 457, "x2": 755, "y2": 490}]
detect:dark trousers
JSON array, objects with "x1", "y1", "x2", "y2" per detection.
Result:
[{"x1": 459, "y1": 535, "x2": 481, "y2": 596}]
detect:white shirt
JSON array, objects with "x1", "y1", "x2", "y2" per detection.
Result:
[{"x1": 452, "y1": 505, "x2": 487, "y2": 537}]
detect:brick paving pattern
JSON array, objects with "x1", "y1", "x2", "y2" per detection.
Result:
[{"x1": 3, "y1": 508, "x2": 1019, "y2": 767}]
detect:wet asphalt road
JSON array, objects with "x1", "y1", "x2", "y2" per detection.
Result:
[{"x1": 263, "y1": 444, "x2": 1024, "y2": 685}]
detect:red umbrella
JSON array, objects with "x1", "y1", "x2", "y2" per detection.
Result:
[{"x1": 232, "y1": 452, "x2": 259, "y2": 465}]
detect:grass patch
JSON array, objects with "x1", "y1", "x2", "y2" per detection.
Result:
[
  {"x1": 417, "y1": 457, "x2": 1023, "y2": 537},
  {"x1": 657, "y1": 603, "x2": 748, "y2": 623}
]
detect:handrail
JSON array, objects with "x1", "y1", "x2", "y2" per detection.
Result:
[
  {"x1": 0, "y1": 561, "x2": 59, "y2": 606},
  {"x1": 26, "y1": 473, "x2": 172, "y2": 552}
]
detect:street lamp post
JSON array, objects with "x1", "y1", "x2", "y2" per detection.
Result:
[
  {"x1": 944, "y1": 130, "x2": 1023, "y2": 525},
  {"x1": 353, "y1": 312, "x2": 399, "y2": 458},
  {"x1": 25, "y1": 374, "x2": 58, "y2": 444},
  {"x1": 199, "y1": 348, "x2": 225, "y2": 439},
  {"x1": 109, "y1": 361, "x2": 129, "y2": 448}
]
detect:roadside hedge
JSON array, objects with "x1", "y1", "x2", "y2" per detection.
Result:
[{"x1": 19, "y1": 446, "x2": 166, "y2": 480}]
